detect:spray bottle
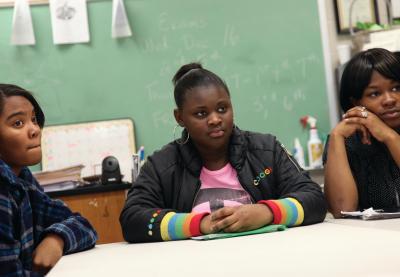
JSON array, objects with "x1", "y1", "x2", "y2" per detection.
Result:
[
  {"x1": 300, "y1": 116, "x2": 323, "y2": 169},
  {"x1": 293, "y1": 138, "x2": 306, "y2": 168}
]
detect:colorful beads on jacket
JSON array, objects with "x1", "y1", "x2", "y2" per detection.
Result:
[
  {"x1": 147, "y1": 209, "x2": 161, "y2": 236},
  {"x1": 259, "y1": 198, "x2": 304, "y2": 226}
]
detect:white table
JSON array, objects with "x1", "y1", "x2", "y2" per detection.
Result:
[
  {"x1": 48, "y1": 221, "x2": 400, "y2": 277},
  {"x1": 326, "y1": 217, "x2": 400, "y2": 232}
]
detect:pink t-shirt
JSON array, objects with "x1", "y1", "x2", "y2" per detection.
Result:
[{"x1": 191, "y1": 163, "x2": 252, "y2": 213}]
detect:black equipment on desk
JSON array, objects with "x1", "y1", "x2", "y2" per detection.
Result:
[{"x1": 101, "y1": 156, "x2": 122, "y2": 185}]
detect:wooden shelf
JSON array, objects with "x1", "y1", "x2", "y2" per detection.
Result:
[{"x1": 48, "y1": 184, "x2": 130, "y2": 244}]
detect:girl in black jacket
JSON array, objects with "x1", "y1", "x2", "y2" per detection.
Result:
[
  {"x1": 120, "y1": 63, "x2": 326, "y2": 243},
  {"x1": 324, "y1": 48, "x2": 400, "y2": 217}
]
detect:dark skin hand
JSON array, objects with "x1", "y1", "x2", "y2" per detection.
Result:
[
  {"x1": 342, "y1": 106, "x2": 398, "y2": 144},
  {"x1": 32, "y1": 234, "x2": 64, "y2": 275},
  {"x1": 200, "y1": 204, "x2": 273, "y2": 234}
]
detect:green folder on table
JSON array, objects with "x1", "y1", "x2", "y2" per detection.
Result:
[{"x1": 191, "y1": 224, "x2": 287, "y2": 241}]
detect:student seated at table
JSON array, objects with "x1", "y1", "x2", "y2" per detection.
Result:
[
  {"x1": 324, "y1": 48, "x2": 400, "y2": 217},
  {"x1": 0, "y1": 84, "x2": 97, "y2": 276},
  {"x1": 120, "y1": 62, "x2": 326, "y2": 243}
]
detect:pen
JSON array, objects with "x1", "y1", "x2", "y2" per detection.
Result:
[
  {"x1": 131, "y1": 154, "x2": 139, "y2": 182},
  {"x1": 139, "y1": 146, "x2": 145, "y2": 162}
]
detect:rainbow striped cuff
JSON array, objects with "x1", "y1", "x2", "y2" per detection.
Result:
[
  {"x1": 160, "y1": 212, "x2": 209, "y2": 241},
  {"x1": 259, "y1": 198, "x2": 304, "y2": 226}
]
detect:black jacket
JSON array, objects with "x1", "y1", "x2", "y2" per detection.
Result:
[{"x1": 120, "y1": 128, "x2": 327, "y2": 242}]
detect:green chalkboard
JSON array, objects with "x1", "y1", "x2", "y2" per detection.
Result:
[{"x1": 0, "y1": 0, "x2": 329, "y2": 163}]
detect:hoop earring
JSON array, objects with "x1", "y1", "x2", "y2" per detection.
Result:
[{"x1": 173, "y1": 125, "x2": 190, "y2": 145}]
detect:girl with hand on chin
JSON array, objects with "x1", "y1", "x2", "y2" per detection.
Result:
[
  {"x1": 324, "y1": 48, "x2": 400, "y2": 217},
  {"x1": 0, "y1": 84, "x2": 97, "y2": 276},
  {"x1": 120, "y1": 63, "x2": 326, "y2": 243}
]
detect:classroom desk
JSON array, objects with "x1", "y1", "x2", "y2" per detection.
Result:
[
  {"x1": 326, "y1": 217, "x2": 400, "y2": 232},
  {"x1": 47, "y1": 183, "x2": 131, "y2": 244},
  {"x1": 48, "y1": 220, "x2": 400, "y2": 277}
]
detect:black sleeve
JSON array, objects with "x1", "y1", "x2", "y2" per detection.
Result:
[
  {"x1": 273, "y1": 140, "x2": 327, "y2": 225},
  {"x1": 119, "y1": 158, "x2": 175, "y2": 243}
]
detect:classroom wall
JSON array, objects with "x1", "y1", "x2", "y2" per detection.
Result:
[
  {"x1": 320, "y1": 0, "x2": 394, "y2": 126},
  {"x1": 326, "y1": 0, "x2": 394, "y2": 73},
  {"x1": 0, "y1": 0, "x2": 330, "y2": 165}
]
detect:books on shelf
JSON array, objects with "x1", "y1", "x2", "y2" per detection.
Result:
[
  {"x1": 41, "y1": 181, "x2": 80, "y2": 192},
  {"x1": 33, "y1": 164, "x2": 85, "y2": 192},
  {"x1": 341, "y1": 207, "x2": 400, "y2": 220}
]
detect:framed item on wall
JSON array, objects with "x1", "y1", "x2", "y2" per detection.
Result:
[
  {"x1": 334, "y1": 0, "x2": 378, "y2": 33},
  {"x1": 390, "y1": 0, "x2": 400, "y2": 19}
]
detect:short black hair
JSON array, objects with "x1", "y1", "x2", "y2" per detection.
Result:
[
  {"x1": 0, "y1": 84, "x2": 45, "y2": 128},
  {"x1": 339, "y1": 48, "x2": 400, "y2": 111},
  {"x1": 172, "y1": 62, "x2": 230, "y2": 109}
]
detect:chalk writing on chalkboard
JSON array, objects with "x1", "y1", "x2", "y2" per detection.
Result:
[{"x1": 0, "y1": 0, "x2": 329, "y2": 156}]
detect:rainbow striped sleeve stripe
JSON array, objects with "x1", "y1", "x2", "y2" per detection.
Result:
[
  {"x1": 258, "y1": 198, "x2": 304, "y2": 227},
  {"x1": 159, "y1": 212, "x2": 208, "y2": 241}
]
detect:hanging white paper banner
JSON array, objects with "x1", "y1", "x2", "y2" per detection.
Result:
[
  {"x1": 49, "y1": 0, "x2": 90, "y2": 44},
  {"x1": 112, "y1": 0, "x2": 132, "y2": 38},
  {"x1": 11, "y1": 0, "x2": 35, "y2": 45}
]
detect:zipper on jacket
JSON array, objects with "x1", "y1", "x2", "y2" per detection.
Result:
[
  {"x1": 191, "y1": 180, "x2": 202, "y2": 211},
  {"x1": 281, "y1": 143, "x2": 301, "y2": 173}
]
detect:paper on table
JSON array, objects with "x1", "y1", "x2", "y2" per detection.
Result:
[
  {"x1": 11, "y1": 0, "x2": 35, "y2": 45},
  {"x1": 191, "y1": 224, "x2": 287, "y2": 241},
  {"x1": 341, "y1": 207, "x2": 400, "y2": 220}
]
